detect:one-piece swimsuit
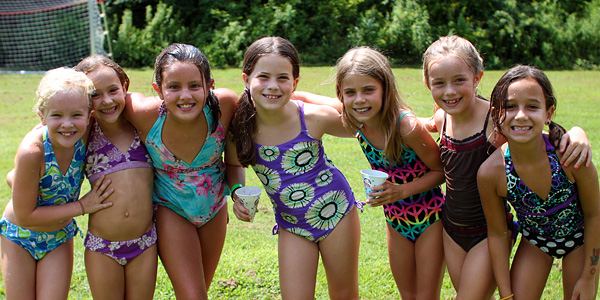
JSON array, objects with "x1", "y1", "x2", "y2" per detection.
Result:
[
  {"x1": 252, "y1": 101, "x2": 356, "y2": 242},
  {"x1": 358, "y1": 111, "x2": 445, "y2": 242},
  {"x1": 504, "y1": 135, "x2": 584, "y2": 258},
  {"x1": 145, "y1": 102, "x2": 227, "y2": 227}
]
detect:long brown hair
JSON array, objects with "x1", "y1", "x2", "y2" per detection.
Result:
[
  {"x1": 229, "y1": 37, "x2": 300, "y2": 167},
  {"x1": 336, "y1": 47, "x2": 411, "y2": 164}
]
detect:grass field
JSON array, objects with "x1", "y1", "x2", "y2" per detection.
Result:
[{"x1": 0, "y1": 67, "x2": 599, "y2": 299}]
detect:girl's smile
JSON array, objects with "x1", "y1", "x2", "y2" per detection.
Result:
[
  {"x1": 341, "y1": 74, "x2": 383, "y2": 127},
  {"x1": 244, "y1": 54, "x2": 298, "y2": 111},
  {"x1": 428, "y1": 56, "x2": 481, "y2": 116},
  {"x1": 88, "y1": 66, "x2": 126, "y2": 124},
  {"x1": 502, "y1": 77, "x2": 554, "y2": 143}
]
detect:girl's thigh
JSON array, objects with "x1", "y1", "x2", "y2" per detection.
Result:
[
  {"x1": 456, "y1": 239, "x2": 496, "y2": 299},
  {"x1": 320, "y1": 207, "x2": 360, "y2": 300},
  {"x1": 414, "y1": 221, "x2": 445, "y2": 298},
  {"x1": 155, "y1": 206, "x2": 206, "y2": 298},
  {"x1": 278, "y1": 228, "x2": 319, "y2": 300},
  {"x1": 85, "y1": 248, "x2": 126, "y2": 300},
  {"x1": 36, "y1": 239, "x2": 74, "y2": 300},
  {"x1": 511, "y1": 238, "x2": 553, "y2": 299},
  {"x1": 1, "y1": 236, "x2": 37, "y2": 300},
  {"x1": 442, "y1": 228, "x2": 467, "y2": 289},
  {"x1": 125, "y1": 243, "x2": 158, "y2": 300},
  {"x1": 197, "y1": 204, "x2": 228, "y2": 288}
]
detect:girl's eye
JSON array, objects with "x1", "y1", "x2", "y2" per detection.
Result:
[
  {"x1": 344, "y1": 90, "x2": 355, "y2": 96},
  {"x1": 432, "y1": 81, "x2": 443, "y2": 86},
  {"x1": 168, "y1": 85, "x2": 179, "y2": 90},
  {"x1": 190, "y1": 84, "x2": 201, "y2": 89},
  {"x1": 109, "y1": 88, "x2": 119, "y2": 94},
  {"x1": 91, "y1": 93, "x2": 100, "y2": 99}
]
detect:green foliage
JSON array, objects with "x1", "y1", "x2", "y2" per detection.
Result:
[
  {"x1": 112, "y1": 2, "x2": 189, "y2": 67},
  {"x1": 103, "y1": 0, "x2": 600, "y2": 69}
]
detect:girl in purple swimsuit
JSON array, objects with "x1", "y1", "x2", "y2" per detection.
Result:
[
  {"x1": 422, "y1": 35, "x2": 593, "y2": 298},
  {"x1": 75, "y1": 56, "x2": 158, "y2": 300},
  {"x1": 479, "y1": 65, "x2": 600, "y2": 300},
  {"x1": 228, "y1": 37, "x2": 361, "y2": 299}
]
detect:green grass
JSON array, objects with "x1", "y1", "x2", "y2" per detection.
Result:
[{"x1": 1, "y1": 67, "x2": 599, "y2": 299}]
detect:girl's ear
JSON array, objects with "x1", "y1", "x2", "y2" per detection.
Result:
[
  {"x1": 473, "y1": 71, "x2": 483, "y2": 88},
  {"x1": 122, "y1": 81, "x2": 129, "y2": 93},
  {"x1": 37, "y1": 110, "x2": 46, "y2": 125},
  {"x1": 152, "y1": 82, "x2": 163, "y2": 99},
  {"x1": 292, "y1": 77, "x2": 299, "y2": 92},
  {"x1": 547, "y1": 105, "x2": 555, "y2": 123},
  {"x1": 242, "y1": 73, "x2": 249, "y2": 88},
  {"x1": 207, "y1": 78, "x2": 214, "y2": 90}
]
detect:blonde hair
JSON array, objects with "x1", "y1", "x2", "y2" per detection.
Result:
[
  {"x1": 34, "y1": 67, "x2": 94, "y2": 114},
  {"x1": 335, "y1": 46, "x2": 411, "y2": 164},
  {"x1": 422, "y1": 35, "x2": 484, "y2": 89}
]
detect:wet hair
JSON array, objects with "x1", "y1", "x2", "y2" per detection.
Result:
[
  {"x1": 34, "y1": 67, "x2": 94, "y2": 114},
  {"x1": 490, "y1": 65, "x2": 565, "y2": 147},
  {"x1": 335, "y1": 46, "x2": 411, "y2": 164},
  {"x1": 229, "y1": 36, "x2": 300, "y2": 167},
  {"x1": 154, "y1": 43, "x2": 220, "y2": 133},
  {"x1": 74, "y1": 55, "x2": 130, "y2": 92},
  {"x1": 422, "y1": 35, "x2": 484, "y2": 89}
]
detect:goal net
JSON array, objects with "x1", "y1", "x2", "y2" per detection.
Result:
[{"x1": 0, "y1": 0, "x2": 108, "y2": 72}]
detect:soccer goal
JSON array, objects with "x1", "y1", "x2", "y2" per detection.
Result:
[{"x1": 0, "y1": 0, "x2": 110, "y2": 72}]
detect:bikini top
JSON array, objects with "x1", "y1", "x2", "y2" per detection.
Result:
[
  {"x1": 504, "y1": 135, "x2": 583, "y2": 238},
  {"x1": 38, "y1": 126, "x2": 86, "y2": 206},
  {"x1": 84, "y1": 120, "x2": 152, "y2": 183}
]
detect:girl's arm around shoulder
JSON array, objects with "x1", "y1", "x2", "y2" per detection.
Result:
[
  {"x1": 568, "y1": 161, "x2": 600, "y2": 299},
  {"x1": 214, "y1": 88, "x2": 238, "y2": 132},
  {"x1": 303, "y1": 102, "x2": 353, "y2": 139},
  {"x1": 292, "y1": 91, "x2": 342, "y2": 113},
  {"x1": 123, "y1": 92, "x2": 161, "y2": 140},
  {"x1": 368, "y1": 115, "x2": 443, "y2": 206},
  {"x1": 477, "y1": 147, "x2": 514, "y2": 298},
  {"x1": 560, "y1": 126, "x2": 592, "y2": 168}
]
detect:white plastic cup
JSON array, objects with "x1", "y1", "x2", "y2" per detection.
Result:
[
  {"x1": 235, "y1": 186, "x2": 262, "y2": 221},
  {"x1": 360, "y1": 169, "x2": 389, "y2": 200}
]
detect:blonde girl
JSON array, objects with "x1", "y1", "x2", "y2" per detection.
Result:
[{"x1": 0, "y1": 67, "x2": 113, "y2": 299}]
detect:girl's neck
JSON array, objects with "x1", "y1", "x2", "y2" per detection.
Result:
[
  {"x1": 508, "y1": 135, "x2": 547, "y2": 162},
  {"x1": 256, "y1": 100, "x2": 296, "y2": 127},
  {"x1": 97, "y1": 116, "x2": 129, "y2": 134}
]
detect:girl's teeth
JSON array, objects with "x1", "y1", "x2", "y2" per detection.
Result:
[
  {"x1": 355, "y1": 107, "x2": 369, "y2": 112},
  {"x1": 265, "y1": 95, "x2": 278, "y2": 99},
  {"x1": 179, "y1": 104, "x2": 194, "y2": 108},
  {"x1": 513, "y1": 126, "x2": 530, "y2": 131},
  {"x1": 445, "y1": 98, "x2": 459, "y2": 104}
]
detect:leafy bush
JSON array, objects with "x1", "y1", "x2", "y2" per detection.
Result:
[{"x1": 104, "y1": 0, "x2": 600, "y2": 70}]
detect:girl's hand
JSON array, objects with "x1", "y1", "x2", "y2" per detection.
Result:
[
  {"x1": 366, "y1": 182, "x2": 404, "y2": 207},
  {"x1": 79, "y1": 175, "x2": 114, "y2": 214},
  {"x1": 571, "y1": 276, "x2": 597, "y2": 300},
  {"x1": 560, "y1": 127, "x2": 592, "y2": 168},
  {"x1": 232, "y1": 197, "x2": 252, "y2": 222}
]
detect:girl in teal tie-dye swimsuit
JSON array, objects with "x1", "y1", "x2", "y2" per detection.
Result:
[
  {"x1": 0, "y1": 68, "x2": 114, "y2": 299},
  {"x1": 295, "y1": 47, "x2": 446, "y2": 299},
  {"x1": 124, "y1": 43, "x2": 242, "y2": 299}
]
